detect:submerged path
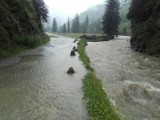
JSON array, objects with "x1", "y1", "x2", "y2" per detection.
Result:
[
  {"x1": 0, "y1": 35, "x2": 87, "y2": 120},
  {"x1": 86, "y1": 36, "x2": 160, "y2": 120}
]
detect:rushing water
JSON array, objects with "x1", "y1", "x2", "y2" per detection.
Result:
[
  {"x1": 0, "y1": 36, "x2": 87, "y2": 120},
  {"x1": 86, "y1": 36, "x2": 160, "y2": 120}
]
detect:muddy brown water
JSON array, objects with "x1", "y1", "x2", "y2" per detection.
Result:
[
  {"x1": 86, "y1": 36, "x2": 160, "y2": 120},
  {"x1": 0, "y1": 36, "x2": 87, "y2": 120}
]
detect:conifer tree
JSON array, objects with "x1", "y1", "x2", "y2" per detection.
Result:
[
  {"x1": 83, "y1": 15, "x2": 89, "y2": 33},
  {"x1": 32, "y1": 0, "x2": 48, "y2": 22},
  {"x1": 52, "y1": 18, "x2": 57, "y2": 32},
  {"x1": 60, "y1": 26, "x2": 63, "y2": 33},
  {"x1": 89, "y1": 19, "x2": 102, "y2": 34},
  {"x1": 102, "y1": 0, "x2": 120, "y2": 39},
  {"x1": 127, "y1": 0, "x2": 160, "y2": 54},
  {"x1": 67, "y1": 18, "x2": 70, "y2": 33},
  {"x1": 71, "y1": 14, "x2": 80, "y2": 33},
  {"x1": 62, "y1": 24, "x2": 66, "y2": 33},
  {"x1": 71, "y1": 19, "x2": 76, "y2": 33}
]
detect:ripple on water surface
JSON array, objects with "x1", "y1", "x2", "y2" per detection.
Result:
[
  {"x1": 0, "y1": 37, "x2": 87, "y2": 120},
  {"x1": 86, "y1": 36, "x2": 160, "y2": 120}
]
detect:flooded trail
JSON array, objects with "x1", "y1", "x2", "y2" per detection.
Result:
[
  {"x1": 0, "y1": 36, "x2": 87, "y2": 120},
  {"x1": 86, "y1": 36, "x2": 160, "y2": 120}
]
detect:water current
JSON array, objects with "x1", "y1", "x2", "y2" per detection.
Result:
[
  {"x1": 86, "y1": 36, "x2": 160, "y2": 120},
  {"x1": 0, "y1": 36, "x2": 87, "y2": 120}
]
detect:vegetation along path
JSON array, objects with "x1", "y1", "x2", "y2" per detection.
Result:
[{"x1": 0, "y1": 35, "x2": 87, "y2": 120}]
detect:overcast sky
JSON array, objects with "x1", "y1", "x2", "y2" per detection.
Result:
[{"x1": 44, "y1": 0, "x2": 105, "y2": 17}]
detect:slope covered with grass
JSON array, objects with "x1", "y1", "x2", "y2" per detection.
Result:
[{"x1": 0, "y1": 0, "x2": 49, "y2": 58}]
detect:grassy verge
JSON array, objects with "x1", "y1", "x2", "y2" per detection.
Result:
[
  {"x1": 55, "y1": 33, "x2": 110, "y2": 42},
  {"x1": 54, "y1": 33, "x2": 84, "y2": 38},
  {"x1": 53, "y1": 33, "x2": 103, "y2": 39},
  {"x1": 0, "y1": 34, "x2": 50, "y2": 59},
  {"x1": 78, "y1": 39, "x2": 121, "y2": 120}
]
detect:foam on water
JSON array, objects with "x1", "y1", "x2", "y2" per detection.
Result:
[{"x1": 86, "y1": 36, "x2": 160, "y2": 120}]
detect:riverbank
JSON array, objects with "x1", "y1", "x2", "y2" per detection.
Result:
[
  {"x1": 0, "y1": 34, "x2": 50, "y2": 59},
  {"x1": 77, "y1": 39, "x2": 121, "y2": 120},
  {"x1": 86, "y1": 36, "x2": 160, "y2": 120},
  {"x1": 0, "y1": 36, "x2": 87, "y2": 120}
]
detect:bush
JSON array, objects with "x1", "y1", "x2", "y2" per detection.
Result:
[
  {"x1": 0, "y1": 25, "x2": 10, "y2": 49},
  {"x1": 0, "y1": 33, "x2": 50, "y2": 58}
]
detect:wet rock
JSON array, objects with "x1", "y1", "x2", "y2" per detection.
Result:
[
  {"x1": 77, "y1": 42, "x2": 80, "y2": 45},
  {"x1": 73, "y1": 39, "x2": 78, "y2": 43},
  {"x1": 74, "y1": 49, "x2": 78, "y2": 52},
  {"x1": 73, "y1": 46, "x2": 76, "y2": 50},
  {"x1": 145, "y1": 58, "x2": 149, "y2": 61},
  {"x1": 73, "y1": 46, "x2": 78, "y2": 51},
  {"x1": 67, "y1": 67, "x2": 75, "y2": 74},
  {"x1": 70, "y1": 50, "x2": 76, "y2": 56}
]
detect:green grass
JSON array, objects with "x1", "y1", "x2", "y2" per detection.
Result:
[
  {"x1": 0, "y1": 34, "x2": 50, "y2": 59},
  {"x1": 55, "y1": 33, "x2": 111, "y2": 42},
  {"x1": 78, "y1": 39, "x2": 121, "y2": 120},
  {"x1": 78, "y1": 40, "x2": 93, "y2": 71},
  {"x1": 54, "y1": 33, "x2": 103, "y2": 39},
  {"x1": 54, "y1": 33, "x2": 84, "y2": 38}
]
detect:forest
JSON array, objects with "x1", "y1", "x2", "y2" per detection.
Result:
[
  {"x1": 128, "y1": 0, "x2": 160, "y2": 56},
  {"x1": 51, "y1": 0, "x2": 160, "y2": 56}
]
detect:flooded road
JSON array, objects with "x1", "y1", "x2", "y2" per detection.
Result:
[
  {"x1": 0, "y1": 36, "x2": 87, "y2": 120},
  {"x1": 86, "y1": 36, "x2": 160, "y2": 120}
]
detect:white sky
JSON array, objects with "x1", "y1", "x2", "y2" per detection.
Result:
[{"x1": 44, "y1": 0, "x2": 105, "y2": 17}]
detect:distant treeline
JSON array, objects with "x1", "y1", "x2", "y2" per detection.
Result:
[
  {"x1": 51, "y1": 15, "x2": 102, "y2": 34},
  {"x1": 48, "y1": 0, "x2": 132, "y2": 35}
]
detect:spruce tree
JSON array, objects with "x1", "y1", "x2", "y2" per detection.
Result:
[
  {"x1": 102, "y1": 0, "x2": 120, "y2": 39},
  {"x1": 80, "y1": 23, "x2": 84, "y2": 33},
  {"x1": 75, "y1": 14, "x2": 80, "y2": 33},
  {"x1": 52, "y1": 18, "x2": 57, "y2": 32},
  {"x1": 127, "y1": 0, "x2": 160, "y2": 54},
  {"x1": 60, "y1": 26, "x2": 63, "y2": 33},
  {"x1": 62, "y1": 24, "x2": 66, "y2": 33},
  {"x1": 71, "y1": 19, "x2": 76, "y2": 33},
  {"x1": 83, "y1": 15, "x2": 89, "y2": 33},
  {"x1": 89, "y1": 19, "x2": 102, "y2": 34},
  {"x1": 67, "y1": 18, "x2": 70, "y2": 33},
  {"x1": 32, "y1": 0, "x2": 48, "y2": 22},
  {"x1": 71, "y1": 14, "x2": 80, "y2": 33}
]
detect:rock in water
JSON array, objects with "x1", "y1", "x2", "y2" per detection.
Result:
[
  {"x1": 70, "y1": 50, "x2": 76, "y2": 56},
  {"x1": 73, "y1": 38, "x2": 78, "y2": 43},
  {"x1": 67, "y1": 67, "x2": 75, "y2": 74},
  {"x1": 73, "y1": 46, "x2": 76, "y2": 50},
  {"x1": 73, "y1": 46, "x2": 78, "y2": 51},
  {"x1": 77, "y1": 42, "x2": 80, "y2": 45}
]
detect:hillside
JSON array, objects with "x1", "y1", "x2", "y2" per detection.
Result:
[
  {"x1": 79, "y1": 0, "x2": 131, "y2": 23},
  {"x1": 0, "y1": 0, "x2": 49, "y2": 58},
  {"x1": 79, "y1": 4, "x2": 105, "y2": 23}
]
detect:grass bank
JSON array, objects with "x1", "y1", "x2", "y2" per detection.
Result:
[
  {"x1": 0, "y1": 34, "x2": 50, "y2": 59},
  {"x1": 54, "y1": 33, "x2": 83, "y2": 38},
  {"x1": 54, "y1": 33, "x2": 104, "y2": 40},
  {"x1": 55, "y1": 33, "x2": 110, "y2": 42},
  {"x1": 78, "y1": 39, "x2": 121, "y2": 120}
]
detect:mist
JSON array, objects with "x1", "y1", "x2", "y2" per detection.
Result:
[{"x1": 43, "y1": 0, "x2": 105, "y2": 27}]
